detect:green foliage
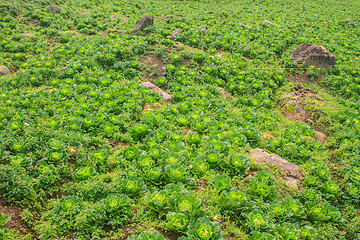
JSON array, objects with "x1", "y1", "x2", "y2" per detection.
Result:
[
  {"x1": 128, "y1": 229, "x2": 165, "y2": 240},
  {"x1": 187, "y1": 217, "x2": 222, "y2": 240},
  {"x1": 0, "y1": 0, "x2": 359, "y2": 238}
]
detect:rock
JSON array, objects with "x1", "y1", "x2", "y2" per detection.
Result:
[
  {"x1": 78, "y1": 11, "x2": 91, "y2": 15},
  {"x1": 170, "y1": 29, "x2": 182, "y2": 40},
  {"x1": 262, "y1": 20, "x2": 275, "y2": 26},
  {"x1": 305, "y1": 118, "x2": 315, "y2": 125},
  {"x1": 21, "y1": 34, "x2": 33, "y2": 37},
  {"x1": 250, "y1": 148, "x2": 302, "y2": 189},
  {"x1": 284, "y1": 177, "x2": 298, "y2": 189},
  {"x1": 142, "y1": 82, "x2": 172, "y2": 102},
  {"x1": 315, "y1": 131, "x2": 327, "y2": 144},
  {"x1": 290, "y1": 43, "x2": 336, "y2": 68},
  {"x1": 199, "y1": 26, "x2": 206, "y2": 33},
  {"x1": 342, "y1": 18, "x2": 355, "y2": 23},
  {"x1": 133, "y1": 15, "x2": 154, "y2": 31},
  {"x1": 217, "y1": 87, "x2": 232, "y2": 99},
  {"x1": 262, "y1": 131, "x2": 275, "y2": 139},
  {"x1": 0, "y1": 66, "x2": 11, "y2": 75},
  {"x1": 46, "y1": 5, "x2": 61, "y2": 13},
  {"x1": 282, "y1": 99, "x2": 306, "y2": 122}
]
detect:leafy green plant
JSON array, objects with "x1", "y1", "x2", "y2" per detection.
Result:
[
  {"x1": 212, "y1": 175, "x2": 232, "y2": 192},
  {"x1": 104, "y1": 194, "x2": 132, "y2": 213},
  {"x1": 242, "y1": 210, "x2": 272, "y2": 231},
  {"x1": 128, "y1": 229, "x2": 165, "y2": 240},
  {"x1": 166, "y1": 212, "x2": 189, "y2": 232},
  {"x1": 187, "y1": 217, "x2": 222, "y2": 240},
  {"x1": 76, "y1": 166, "x2": 97, "y2": 180},
  {"x1": 220, "y1": 190, "x2": 247, "y2": 210},
  {"x1": 168, "y1": 192, "x2": 203, "y2": 218}
]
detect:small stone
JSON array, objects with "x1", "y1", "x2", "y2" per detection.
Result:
[
  {"x1": 170, "y1": 29, "x2": 182, "y2": 40},
  {"x1": 262, "y1": 20, "x2": 275, "y2": 26},
  {"x1": 217, "y1": 87, "x2": 232, "y2": 99},
  {"x1": 133, "y1": 15, "x2": 154, "y2": 31},
  {"x1": 142, "y1": 82, "x2": 172, "y2": 102},
  {"x1": 0, "y1": 66, "x2": 11, "y2": 75},
  {"x1": 46, "y1": 5, "x2": 61, "y2": 13},
  {"x1": 78, "y1": 11, "x2": 91, "y2": 15},
  {"x1": 21, "y1": 34, "x2": 33, "y2": 37},
  {"x1": 199, "y1": 26, "x2": 206, "y2": 33},
  {"x1": 342, "y1": 18, "x2": 355, "y2": 23}
]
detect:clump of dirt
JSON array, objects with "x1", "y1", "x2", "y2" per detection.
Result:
[
  {"x1": 0, "y1": 198, "x2": 34, "y2": 237},
  {"x1": 196, "y1": 177, "x2": 207, "y2": 192},
  {"x1": 288, "y1": 72, "x2": 327, "y2": 91},
  {"x1": 161, "y1": 230, "x2": 184, "y2": 240},
  {"x1": 140, "y1": 54, "x2": 167, "y2": 81},
  {"x1": 108, "y1": 139, "x2": 129, "y2": 150},
  {"x1": 279, "y1": 83, "x2": 323, "y2": 127}
]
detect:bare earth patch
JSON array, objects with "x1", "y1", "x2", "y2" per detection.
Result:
[
  {"x1": 140, "y1": 54, "x2": 167, "y2": 81},
  {"x1": 0, "y1": 198, "x2": 34, "y2": 237}
]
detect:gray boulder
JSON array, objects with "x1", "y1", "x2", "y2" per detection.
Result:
[
  {"x1": 250, "y1": 148, "x2": 302, "y2": 189},
  {"x1": 133, "y1": 15, "x2": 154, "y2": 31},
  {"x1": 46, "y1": 5, "x2": 61, "y2": 13},
  {"x1": 290, "y1": 43, "x2": 336, "y2": 68},
  {"x1": 0, "y1": 66, "x2": 10, "y2": 75},
  {"x1": 142, "y1": 82, "x2": 172, "y2": 102}
]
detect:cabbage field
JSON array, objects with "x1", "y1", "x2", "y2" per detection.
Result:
[{"x1": 0, "y1": 0, "x2": 359, "y2": 239}]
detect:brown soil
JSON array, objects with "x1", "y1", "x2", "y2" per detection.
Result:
[
  {"x1": 196, "y1": 177, "x2": 207, "y2": 192},
  {"x1": 108, "y1": 139, "x2": 129, "y2": 150},
  {"x1": 142, "y1": 103, "x2": 154, "y2": 112},
  {"x1": 161, "y1": 230, "x2": 184, "y2": 240},
  {"x1": 0, "y1": 198, "x2": 35, "y2": 237},
  {"x1": 140, "y1": 54, "x2": 167, "y2": 81},
  {"x1": 262, "y1": 131, "x2": 275, "y2": 139},
  {"x1": 280, "y1": 82, "x2": 322, "y2": 124},
  {"x1": 288, "y1": 71, "x2": 330, "y2": 94},
  {"x1": 282, "y1": 73, "x2": 332, "y2": 134}
]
